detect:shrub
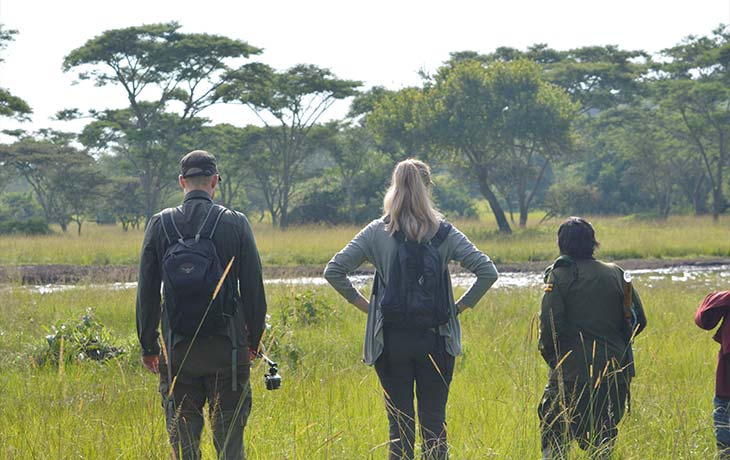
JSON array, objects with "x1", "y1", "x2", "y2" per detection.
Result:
[
  {"x1": 0, "y1": 218, "x2": 50, "y2": 235},
  {"x1": 279, "y1": 290, "x2": 334, "y2": 326},
  {"x1": 34, "y1": 310, "x2": 126, "y2": 366}
]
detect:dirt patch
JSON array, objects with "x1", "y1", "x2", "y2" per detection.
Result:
[{"x1": 2, "y1": 257, "x2": 728, "y2": 285}]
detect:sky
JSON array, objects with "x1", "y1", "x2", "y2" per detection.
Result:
[{"x1": 1, "y1": 0, "x2": 729, "y2": 139}]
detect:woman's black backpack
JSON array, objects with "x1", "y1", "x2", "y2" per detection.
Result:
[
  {"x1": 378, "y1": 222, "x2": 452, "y2": 329},
  {"x1": 160, "y1": 204, "x2": 231, "y2": 337}
]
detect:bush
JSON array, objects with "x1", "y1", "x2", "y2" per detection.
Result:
[
  {"x1": 0, "y1": 218, "x2": 50, "y2": 235},
  {"x1": 279, "y1": 290, "x2": 334, "y2": 326},
  {"x1": 0, "y1": 193, "x2": 49, "y2": 234},
  {"x1": 432, "y1": 173, "x2": 478, "y2": 218},
  {"x1": 34, "y1": 310, "x2": 126, "y2": 366},
  {"x1": 542, "y1": 181, "x2": 601, "y2": 219}
]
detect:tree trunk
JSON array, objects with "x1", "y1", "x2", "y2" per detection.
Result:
[
  {"x1": 661, "y1": 188, "x2": 671, "y2": 220},
  {"x1": 477, "y1": 173, "x2": 512, "y2": 234},
  {"x1": 347, "y1": 182, "x2": 356, "y2": 224},
  {"x1": 712, "y1": 187, "x2": 725, "y2": 222},
  {"x1": 76, "y1": 219, "x2": 82, "y2": 235},
  {"x1": 519, "y1": 202, "x2": 528, "y2": 229}
]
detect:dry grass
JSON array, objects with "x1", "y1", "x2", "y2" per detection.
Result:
[{"x1": 0, "y1": 214, "x2": 727, "y2": 267}]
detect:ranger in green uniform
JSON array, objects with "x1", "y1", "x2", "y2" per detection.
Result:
[{"x1": 538, "y1": 217, "x2": 647, "y2": 460}]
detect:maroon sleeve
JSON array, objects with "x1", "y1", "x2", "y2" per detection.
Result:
[{"x1": 695, "y1": 291, "x2": 730, "y2": 330}]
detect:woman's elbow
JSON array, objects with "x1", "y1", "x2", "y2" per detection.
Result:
[{"x1": 323, "y1": 262, "x2": 342, "y2": 285}]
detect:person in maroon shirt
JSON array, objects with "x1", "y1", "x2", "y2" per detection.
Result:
[{"x1": 695, "y1": 290, "x2": 730, "y2": 459}]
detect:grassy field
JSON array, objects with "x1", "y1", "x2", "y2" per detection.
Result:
[
  {"x1": 0, "y1": 214, "x2": 728, "y2": 267},
  {"x1": 0, "y1": 270, "x2": 725, "y2": 459}
]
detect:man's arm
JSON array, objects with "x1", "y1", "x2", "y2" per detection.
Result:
[
  {"x1": 237, "y1": 213, "x2": 267, "y2": 352},
  {"x1": 136, "y1": 215, "x2": 163, "y2": 359}
]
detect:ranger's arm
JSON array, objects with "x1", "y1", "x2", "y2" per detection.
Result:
[
  {"x1": 538, "y1": 267, "x2": 569, "y2": 368},
  {"x1": 631, "y1": 286, "x2": 647, "y2": 336}
]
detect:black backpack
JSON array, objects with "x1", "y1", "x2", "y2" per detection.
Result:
[
  {"x1": 378, "y1": 221, "x2": 453, "y2": 329},
  {"x1": 160, "y1": 204, "x2": 232, "y2": 337}
]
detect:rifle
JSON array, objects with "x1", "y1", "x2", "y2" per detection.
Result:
[{"x1": 623, "y1": 271, "x2": 637, "y2": 378}]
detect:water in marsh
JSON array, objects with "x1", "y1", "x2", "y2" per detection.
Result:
[{"x1": 20, "y1": 264, "x2": 730, "y2": 294}]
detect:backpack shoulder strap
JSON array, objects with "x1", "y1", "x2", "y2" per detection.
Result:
[
  {"x1": 161, "y1": 208, "x2": 183, "y2": 245},
  {"x1": 430, "y1": 221, "x2": 452, "y2": 248},
  {"x1": 197, "y1": 204, "x2": 226, "y2": 240},
  {"x1": 392, "y1": 229, "x2": 406, "y2": 243}
]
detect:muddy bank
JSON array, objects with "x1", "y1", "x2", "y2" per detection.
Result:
[{"x1": 2, "y1": 257, "x2": 729, "y2": 285}]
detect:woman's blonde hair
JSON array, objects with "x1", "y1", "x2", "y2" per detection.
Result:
[{"x1": 383, "y1": 159, "x2": 442, "y2": 242}]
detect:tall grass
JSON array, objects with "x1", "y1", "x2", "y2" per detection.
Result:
[
  {"x1": 0, "y1": 215, "x2": 728, "y2": 267},
  {"x1": 0, "y1": 271, "x2": 724, "y2": 459}
]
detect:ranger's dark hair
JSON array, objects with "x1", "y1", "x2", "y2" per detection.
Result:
[{"x1": 557, "y1": 217, "x2": 599, "y2": 259}]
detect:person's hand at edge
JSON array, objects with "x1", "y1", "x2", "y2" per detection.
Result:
[{"x1": 142, "y1": 354, "x2": 159, "y2": 374}]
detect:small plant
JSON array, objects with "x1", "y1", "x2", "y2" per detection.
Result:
[
  {"x1": 35, "y1": 309, "x2": 125, "y2": 366},
  {"x1": 279, "y1": 289, "x2": 334, "y2": 326}
]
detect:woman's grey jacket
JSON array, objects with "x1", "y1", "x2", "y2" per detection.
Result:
[{"x1": 324, "y1": 218, "x2": 499, "y2": 365}]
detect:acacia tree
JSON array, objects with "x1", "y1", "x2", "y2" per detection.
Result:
[
  {"x1": 459, "y1": 44, "x2": 648, "y2": 114},
  {"x1": 191, "y1": 123, "x2": 266, "y2": 210},
  {"x1": 360, "y1": 87, "x2": 436, "y2": 162},
  {"x1": 319, "y1": 123, "x2": 381, "y2": 223},
  {"x1": 62, "y1": 22, "x2": 262, "y2": 221},
  {"x1": 430, "y1": 59, "x2": 576, "y2": 231},
  {"x1": 0, "y1": 25, "x2": 31, "y2": 121},
  {"x1": 590, "y1": 103, "x2": 696, "y2": 218},
  {"x1": 0, "y1": 136, "x2": 100, "y2": 232},
  {"x1": 652, "y1": 24, "x2": 730, "y2": 220},
  {"x1": 219, "y1": 64, "x2": 360, "y2": 227}
]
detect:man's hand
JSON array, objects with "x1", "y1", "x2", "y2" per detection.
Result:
[
  {"x1": 248, "y1": 347, "x2": 259, "y2": 361},
  {"x1": 457, "y1": 302, "x2": 469, "y2": 314},
  {"x1": 141, "y1": 354, "x2": 160, "y2": 374}
]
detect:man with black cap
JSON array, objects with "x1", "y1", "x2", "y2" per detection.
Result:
[{"x1": 136, "y1": 150, "x2": 267, "y2": 460}]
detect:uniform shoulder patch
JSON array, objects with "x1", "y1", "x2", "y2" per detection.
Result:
[{"x1": 543, "y1": 282, "x2": 554, "y2": 293}]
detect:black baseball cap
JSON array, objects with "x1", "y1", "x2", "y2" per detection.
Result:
[{"x1": 180, "y1": 150, "x2": 218, "y2": 178}]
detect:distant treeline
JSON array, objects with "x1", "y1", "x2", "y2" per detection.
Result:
[{"x1": 0, "y1": 22, "x2": 728, "y2": 234}]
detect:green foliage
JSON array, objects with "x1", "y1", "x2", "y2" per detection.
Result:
[
  {"x1": 0, "y1": 192, "x2": 44, "y2": 222},
  {"x1": 64, "y1": 22, "x2": 262, "y2": 221},
  {"x1": 0, "y1": 25, "x2": 31, "y2": 120},
  {"x1": 542, "y1": 180, "x2": 601, "y2": 219},
  {"x1": 279, "y1": 289, "x2": 336, "y2": 327},
  {"x1": 430, "y1": 58, "x2": 577, "y2": 230},
  {"x1": 649, "y1": 26, "x2": 730, "y2": 219},
  {"x1": 0, "y1": 217, "x2": 49, "y2": 235},
  {"x1": 0, "y1": 137, "x2": 101, "y2": 232},
  {"x1": 34, "y1": 310, "x2": 126, "y2": 366},
  {"x1": 432, "y1": 173, "x2": 478, "y2": 218},
  {"x1": 219, "y1": 64, "x2": 361, "y2": 227}
]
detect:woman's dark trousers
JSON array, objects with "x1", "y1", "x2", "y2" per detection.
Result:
[{"x1": 374, "y1": 326, "x2": 455, "y2": 460}]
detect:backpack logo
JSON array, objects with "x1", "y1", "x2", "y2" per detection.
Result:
[
  {"x1": 379, "y1": 222, "x2": 452, "y2": 329},
  {"x1": 179, "y1": 263, "x2": 195, "y2": 274}
]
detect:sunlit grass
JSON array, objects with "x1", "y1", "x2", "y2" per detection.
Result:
[
  {"x1": 0, "y1": 214, "x2": 728, "y2": 268},
  {"x1": 0, "y1": 273, "x2": 723, "y2": 459}
]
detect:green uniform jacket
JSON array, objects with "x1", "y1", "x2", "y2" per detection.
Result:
[
  {"x1": 538, "y1": 257, "x2": 647, "y2": 384},
  {"x1": 136, "y1": 190, "x2": 268, "y2": 356}
]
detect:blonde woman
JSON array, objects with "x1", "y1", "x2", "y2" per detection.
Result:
[{"x1": 324, "y1": 159, "x2": 498, "y2": 460}]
